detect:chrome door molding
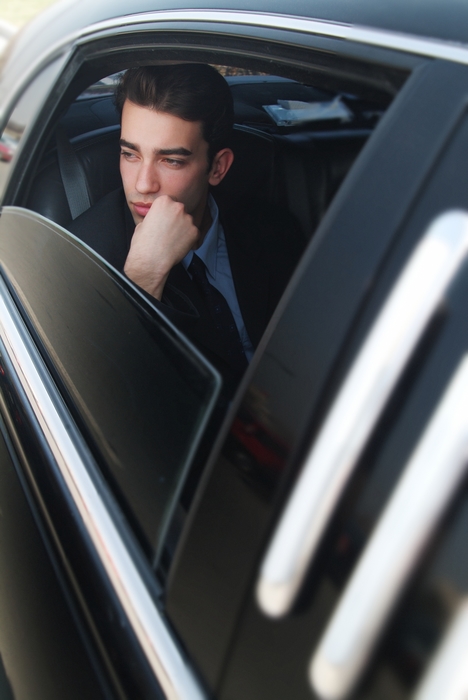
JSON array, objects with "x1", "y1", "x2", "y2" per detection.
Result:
[
  {"x1": 256, "y1": 210, "x2": 468, "y2": 618},
  {"x1": 311, "y1": 354, "x2": 468, "y2": 699},
  {"x1": 0, "y1": 276, "x2": 205, "y2": 700}
]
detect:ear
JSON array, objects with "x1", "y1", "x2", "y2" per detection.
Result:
[{"x1": 208, "y1": 148, "x2": 234, "y2": 186}]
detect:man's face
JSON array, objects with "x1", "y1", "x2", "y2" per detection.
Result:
[{"x1": 120, "y1": 100, "x2": 213, "y2": 226}]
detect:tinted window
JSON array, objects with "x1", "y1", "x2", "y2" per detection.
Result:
[{"x1": 0, "y1": 208, "x2": 220, "y2": 557}]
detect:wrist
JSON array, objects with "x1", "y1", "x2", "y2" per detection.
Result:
[{"x1": 123, "y1": 259, "x2": 170, "y2": 300}]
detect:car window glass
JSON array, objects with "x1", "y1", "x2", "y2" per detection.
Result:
[{"x1": 0, "y1": 207, "x2": 221, "y2": 560}]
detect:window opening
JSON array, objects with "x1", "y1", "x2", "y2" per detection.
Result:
[{"x1": 16, "y1": 57, "x2": 394, "y2": 575}]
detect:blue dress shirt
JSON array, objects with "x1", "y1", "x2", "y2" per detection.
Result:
[{"x1": 182, "y1": 196, "x2": 254, "y2": 361}]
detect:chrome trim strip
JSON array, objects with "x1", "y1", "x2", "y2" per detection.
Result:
[
  {"x1": 311, "y1": 355, "x2": 468, "y2": 700},
  {"x1": 0, "y1": 280, "x2": 204, "y2": 699},
  {"x1": 413, "y1": 599, "x2": 468, "y2": 700},
  {"x1": 256, "y1": 210, "x2": 468, "y2": 618},
  {"x1": 77, "y1": 9, "x2": 468, "y2": 64},
  {"x1": 4, "y1": 7, "x2": 468, "y2": 128}
]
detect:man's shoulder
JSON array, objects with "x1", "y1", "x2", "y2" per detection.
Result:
[
  {"x1": 68, "y1": 187, "x2": 133, "y2": 270},
  {"x1": 69, "y1": 187, "x2": 126, "y2": 232}
]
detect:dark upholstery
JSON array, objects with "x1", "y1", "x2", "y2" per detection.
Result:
[
  {"x1": 276, "y1": 133, "x2": 367, "y2": 237},
  {"x1": 27, "y1": 125, "x2": 122, "y2": 228},
  {"x1": 215, "y1": 126, "x2": 278, "y2": 211}
]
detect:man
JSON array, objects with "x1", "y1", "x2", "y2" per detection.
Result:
[{"x1": 70, "y1": 64, "x2": 302, "y2": 392}]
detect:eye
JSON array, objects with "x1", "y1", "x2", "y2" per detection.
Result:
[
  {"x1": 120, "y1": 149, "x2": 138, "y2": 160},
  {"x1": 163, "y1": 158, "x2": 185, "y2": 167}
]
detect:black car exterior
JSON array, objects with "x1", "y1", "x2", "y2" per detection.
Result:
[{"x1": 0, "y1": 1, "x2": 468, "y2": 698}]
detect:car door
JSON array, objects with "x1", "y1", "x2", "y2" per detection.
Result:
[{"x1": 166, "y1": 56, "x2": 468, "y2": 700}]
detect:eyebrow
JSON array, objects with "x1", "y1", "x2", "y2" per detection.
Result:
[
  {"x1": 120, "y1": 139, "x2": 139, "y2": 151},
  {"x1": 158, "y1": 147, "x2": 192, "y2": 157},
  {"x1": 119, "y1": 139, "x2": 192, "y2": 157}
]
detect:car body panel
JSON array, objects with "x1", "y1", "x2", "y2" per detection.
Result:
[
  {"x1": 166, "y1": 57, "x2": 468, "y2": 694},
  {"x1": 3, "y1": 0, "x2": 468, "y2": 84},
  {"x1": 0, "y1": 420, "x2": 111, "y2": 700},
  {"x1": 217, "y1": 64, "x2": 468, "y2": 700}
]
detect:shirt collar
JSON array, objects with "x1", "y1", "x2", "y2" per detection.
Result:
[{"x1": 182, "y1": 195, "x2": 219, "y2": 277}]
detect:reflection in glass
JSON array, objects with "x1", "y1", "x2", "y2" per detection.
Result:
[{"x1": 0, "y1": 208, "x2": 221, "y2": 560}]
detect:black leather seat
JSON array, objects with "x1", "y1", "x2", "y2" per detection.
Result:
[{"x1": 27, "y1": 125, "x2": 122, "y2": 228}]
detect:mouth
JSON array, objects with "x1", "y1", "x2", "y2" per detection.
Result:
[{"x1": 132, "y1": 202, "x2": 152, "y2": 218}]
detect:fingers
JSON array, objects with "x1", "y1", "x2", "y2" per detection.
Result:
[
  {"x1": 124, "y1": 195, "x2": 199, "y2": 299},
  {"x1": 146, "y1": 195, "x2": 200, "y2": 257}
]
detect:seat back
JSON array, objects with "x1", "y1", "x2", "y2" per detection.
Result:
[
  {"x1": 27, "y1": 125, "x2": 121, "y2": 227},
  {"x1": 277, "y1": 133, "x2": 368, "y2": 238},
  {"x1": 214, "y1": 125, "x2": 279, "y2": 211}
]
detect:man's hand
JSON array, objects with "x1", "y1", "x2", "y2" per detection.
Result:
[{"x1": 123, "y1": 195, "x2": 200, "y2": 300}]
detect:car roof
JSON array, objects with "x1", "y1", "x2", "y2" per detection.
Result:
[
  {"x1": 1, "y1": 0, "x2": 468, "y2": 115},
  {"x1": 10, "y1": 0, "x2": 468, "y2": 46}
]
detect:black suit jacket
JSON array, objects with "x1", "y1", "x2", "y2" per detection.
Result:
[{"x1": 69, "y1": 187, "x2": 303, "y2": 387}]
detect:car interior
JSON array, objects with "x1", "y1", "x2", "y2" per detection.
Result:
[
  {"x1": 24, "y1": 67, "x2": 389, "y2": 244},
  {"x1": 8, "y1": 59, "x2": 394, "y2": 566},
  {"x1": 2, "y1": 54, "x2": 398, "y2": 573}
]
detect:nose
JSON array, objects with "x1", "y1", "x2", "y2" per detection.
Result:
[{"x1": 135, "y1": 161, "x2": 160, "y2": 195}]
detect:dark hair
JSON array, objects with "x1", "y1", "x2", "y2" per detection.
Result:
[{"x1": 115, "y1": 64, "x2": 234, "y2": 166}]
